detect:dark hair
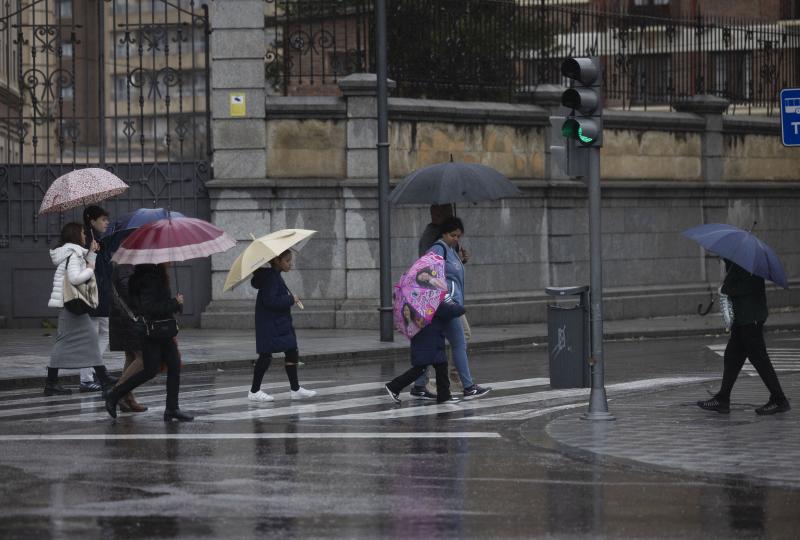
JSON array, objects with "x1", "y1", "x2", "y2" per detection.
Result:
[
  {"x1": 57, "y1": 222, "x2": 84, "y2": 247},
  {"x1": 440, "y1": 216, "x2": 464, "y2": 235},
  {"x1": 83, "y1": 205, "x2": 109, "y2": 228},
  {"x1": 415, "y1": 267, "x2": 438, "y2": 288},
  {"x1": 270, "y1": 249, "x2": 292, "y2": 266}
]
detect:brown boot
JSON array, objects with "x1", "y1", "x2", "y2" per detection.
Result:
[{"x1": 119, "y1": 393, "x2": 148, "y2": 413}]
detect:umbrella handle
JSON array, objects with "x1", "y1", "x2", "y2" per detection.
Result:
[{"x1": 697, "y1": 292, "x2": 716, "y2": 316}]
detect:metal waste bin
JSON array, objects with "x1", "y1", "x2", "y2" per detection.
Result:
[{"x1": 545, "y1": 286, "x2": 591, "y2": 389}]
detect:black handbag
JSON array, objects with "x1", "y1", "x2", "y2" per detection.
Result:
[{"x1": 145, "y1": 318, "x2": 179, "y2": 339}]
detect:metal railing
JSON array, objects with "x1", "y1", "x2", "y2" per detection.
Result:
[{"x1": 264, "y1": 0, "x2": 800, "y2": 114}]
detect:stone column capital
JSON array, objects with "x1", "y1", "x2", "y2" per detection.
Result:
[{"x1": 338, "y1": 73, "x2": 396, "y2": 97}]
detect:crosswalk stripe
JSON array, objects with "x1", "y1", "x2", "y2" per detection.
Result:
[
  {"x1": 706, "y1": 345, "x2": 800, "y2": 373},
  {"x1": 55, "y1": 378, "x2": 552, "y2": 423},
  {"x1": 0, "y1": 381, "x2": 328, "y2": 420},
  {"x1": 458, "y1": 402, "x2": 588, "y2": 421},
  {"x1": 0, "y1": 432, "x2": 502, "y2": 442},
  {"x1": 4, "y1": 376, "x2": 711, "y2": 425},
  {"x1": 321, "y1": 377, "x2": 709, "y2": 421}
]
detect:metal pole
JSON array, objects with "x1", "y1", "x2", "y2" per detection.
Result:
[
  {"x1": 584, "y1": 146, "x2": 614, "y2": 421},
  {"x1": 97, "y1": 0, "x2": 106, "y2": 167},
  {"x1": 375, "y1": 0, "x2": 393, "y2": 342}
]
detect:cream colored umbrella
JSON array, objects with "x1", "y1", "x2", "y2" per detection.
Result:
[{"x1": 223, "y1": 228, "x2": 317, "y2": 293}]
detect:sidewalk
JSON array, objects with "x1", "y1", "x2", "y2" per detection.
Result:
[
  {"x1": 1, "y1": 310, "x2": 798, "y2": 390},
  {"x1": 538, "y1": 371, "x2": 800, "y2": 488}
]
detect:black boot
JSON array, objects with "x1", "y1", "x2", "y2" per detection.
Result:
[
  {"x1": 104, "y1": 388, "x2": 119, "y2": 419},
  {"x1": 43, "y1": 368, "x2": 71, "y2": 396},
  {"x1": 164, "y1": 408, "x2": 194, "y2": 422},
  {"x1": 93, "y1": 366, "x2": 116, "y2": 397}
]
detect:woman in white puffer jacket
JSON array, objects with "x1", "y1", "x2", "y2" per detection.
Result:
[{"x1": 45, "y1": 222, "x2": 112, "y2": 396}]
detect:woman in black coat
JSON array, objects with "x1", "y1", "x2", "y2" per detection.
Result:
[
  {"x1": 105, "y1": 264, "x2": 191, "y2": 421},
  {"x1": 108, "y1": 263, "x2": 147, "y2": 412},
  {"x1": 697, "y1": 260, "x2": 790, "y2": 415},
  {"x1": 248, "y1": 250, "x2": 316, "y2": 402}
]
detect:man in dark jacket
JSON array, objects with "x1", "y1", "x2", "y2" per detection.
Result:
[
  {"x1": 384, "y1": 299, "x2": 465, "y2": 405},
  {"x1": 698, "y1": 260, "x2": 790, "y2": 415},
  {"x1": 80, "y1": 205, "x2": 113, "y2": 392}
]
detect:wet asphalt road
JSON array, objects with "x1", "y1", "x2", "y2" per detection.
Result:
[{"x1": 1, "y1": 332, "x2": 799, "y2": 539}]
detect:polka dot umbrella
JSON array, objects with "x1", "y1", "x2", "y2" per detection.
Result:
[{"x1": 38, "y1": 168, "x2": 129, "y2": 214}]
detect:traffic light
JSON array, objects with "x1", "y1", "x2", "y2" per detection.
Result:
[
  {"x1": 549, "y1": 116, "x2": 589, "y2": 178},
  {"x1": 560, "y1": 56, "x2": 603, "y2": 147}
]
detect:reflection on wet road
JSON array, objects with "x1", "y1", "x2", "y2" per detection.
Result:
[{"x1": 1, "y1": 334, "x2": 799, "y2": 538}]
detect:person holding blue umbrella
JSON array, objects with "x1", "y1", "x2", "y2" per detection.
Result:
[{"x1": 684, "y1": 224, "x2": 790, "y2": 415}]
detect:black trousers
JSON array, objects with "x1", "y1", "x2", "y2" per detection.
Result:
[
  {"x1": 387, "y1": 362, "x2": 451, "y2": 402},
  {"x1": 113, "y1": 337, "x2": 181, "y2": 410},
  {"x1": 718, "y1": 322, "x2": 785, "y2": 401}
]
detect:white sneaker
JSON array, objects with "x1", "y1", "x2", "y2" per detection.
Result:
[
  {"x1": 248, "y1": 390, "x2": 274, "y2": 402},
  {"x1": 290, "y1": 387, "x2": 317, "y2": 400}
]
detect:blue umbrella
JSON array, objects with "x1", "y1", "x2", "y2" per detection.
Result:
[
  {"x1": 682, "y1": 223, "x2": 788, "y2": 289},
  {"x1": 103, "y1": 208, "x2": 185, "y2": 254}
]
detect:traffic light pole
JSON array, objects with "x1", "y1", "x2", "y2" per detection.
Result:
[{"x1": 585, "y1": 146, "x2": 614, "y2": 421}]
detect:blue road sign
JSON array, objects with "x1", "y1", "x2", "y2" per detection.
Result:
[{"x1": 780, "y1": 88, "x2": 800, "y2": 146}]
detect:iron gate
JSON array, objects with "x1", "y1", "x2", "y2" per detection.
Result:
[{"x1": 0, "y1": 0, "x2": 211, "y2": 327}]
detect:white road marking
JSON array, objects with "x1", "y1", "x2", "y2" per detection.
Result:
[
  {"x1": 457, "y1": 402, "x2": 588, "y2": 421},
  {"x1": 0, "y1": 381, "x2": 329, "y2": 420},
  {"x1": 0, "y1": 432, "x2": 502, "y2": 441},
  {"x1": 55, "y1": 378, "x2": 552, "y2": 423},
  {"x1": 322, "y1": 377, "x2": 710, "y2": 421},
  {"x1": 706, "y1": 345, "x2": 800, "y2": 373}
]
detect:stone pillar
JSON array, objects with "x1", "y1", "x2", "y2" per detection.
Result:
[
  {"x1": 674, "y1": 95, "x2": 730, "y2": 183},
  {"x1": 209, "y1": 0, "x2": 267, "y2": 181},
  {"x1": 202, "y1": 0, "x2": 268, "y2": 327},
  {"x1": 338, "y1": 73, "x2": 395, "y2": 179}
]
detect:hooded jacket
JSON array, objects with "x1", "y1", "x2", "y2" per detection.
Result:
[
  {"x1": 251, "y1": 267, "x2": 297, "y2": 354},
  {"x1": 48, "y1": 243, "x2": 96, "y2": 308}
]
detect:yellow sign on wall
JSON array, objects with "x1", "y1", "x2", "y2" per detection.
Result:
[{"x1": 230, "y1": 93, "x2": 246, "y2": 117}]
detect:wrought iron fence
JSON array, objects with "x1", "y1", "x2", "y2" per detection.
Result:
[{"x1": 264, "y1": 0, "x2": 800, "y2": 114}]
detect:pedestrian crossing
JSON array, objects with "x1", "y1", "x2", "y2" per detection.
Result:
[
  {"x1": 707, "y1": 345, "x2": 800, "y2": 374},
  {"x1": 0, "y1": 376, "x2": 711, "y2": 425}
]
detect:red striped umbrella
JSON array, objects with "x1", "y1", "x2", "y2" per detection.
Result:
[{"x1": 111, "y1": 217, "x2": 236, "y2": 265}]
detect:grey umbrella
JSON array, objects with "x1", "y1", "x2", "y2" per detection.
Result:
[{"x1": 388, "y1": 161, "x2": 522, "y2": 205}]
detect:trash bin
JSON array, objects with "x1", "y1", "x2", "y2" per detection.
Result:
[{"x1": 545, "y1": 285, "x2": 591, "y2": 389}]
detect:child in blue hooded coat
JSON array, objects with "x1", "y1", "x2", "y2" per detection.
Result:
[
  {"x1": 248, "y1": 250, "x2": 316, "y2": 402},
  {"x1": 384, "y1": 298, "x2": 465, "y2": 404}
]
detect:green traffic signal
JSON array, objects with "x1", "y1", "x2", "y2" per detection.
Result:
[{"x1": 561, "y1": 118, "x2": 597, "y2": 145}]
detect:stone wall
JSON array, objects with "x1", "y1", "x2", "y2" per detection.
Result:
[
  {"x1": 205, "y1": 6, "x2": 800, "y2": 329},
  {"x1": 203, "y1": 66, "x2": 800, "y2": 329}
]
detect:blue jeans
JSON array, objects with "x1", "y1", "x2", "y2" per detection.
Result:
[{"x1": 415, "y1": 317, "x2": 473, "y2": 390}]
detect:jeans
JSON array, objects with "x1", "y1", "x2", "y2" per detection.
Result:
[{"x1": 415, "y1": 316, "x2": 474, "y2": 390}]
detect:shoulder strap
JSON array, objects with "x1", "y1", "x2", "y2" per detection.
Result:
[
  {"x1": 112, "y1": 284, "x2": 139, "y2": 321},
  {"x1": 431, "y1": 240, "x2": 447, "y2": 260}
]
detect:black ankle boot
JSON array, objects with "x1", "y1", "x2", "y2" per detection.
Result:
[
  {"x1": 104, "y1": 390, "x2": 119, "y2": 419},
  {"x1": 164, "y1": 408, "x2": 194, "y2": 422},
  {"x1": 43, "y1": 381, "x2": 72, "y2": 396}
]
